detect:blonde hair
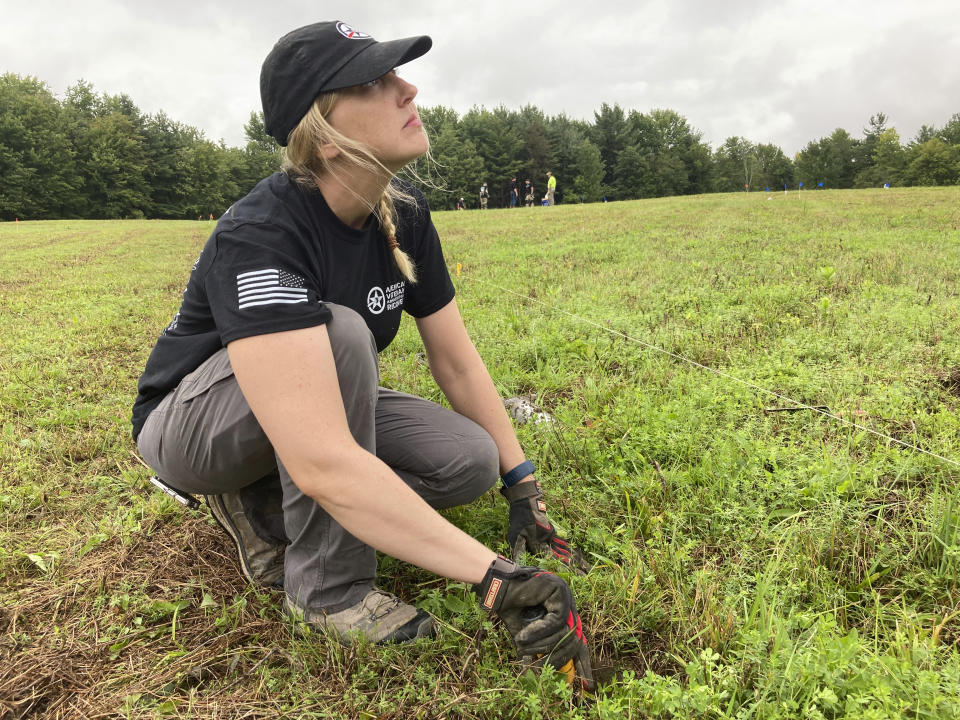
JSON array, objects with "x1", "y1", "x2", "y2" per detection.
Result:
[{"x1": 282, "y1": 92, "x2": 418, "y2": 284}]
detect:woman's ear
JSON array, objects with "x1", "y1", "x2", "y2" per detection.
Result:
[{"x1": 318, "y1": 142, "x2": 340, "y2": 161}]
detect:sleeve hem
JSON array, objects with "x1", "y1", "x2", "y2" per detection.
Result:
[
  {"x1": 405, "y1": 287, "x2": 456, "y2": 319},
  {"x1": 220, "y1": 307, "x2": 333, "y2": 346}
]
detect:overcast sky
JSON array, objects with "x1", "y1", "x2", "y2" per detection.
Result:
[{"x1": 4, "y1": 1, "x2": 958, "y2": 157}]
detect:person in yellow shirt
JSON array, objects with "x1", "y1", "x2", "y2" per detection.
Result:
[{"x1": 545, "y1": 172, "x2": 557, "y2": 206}]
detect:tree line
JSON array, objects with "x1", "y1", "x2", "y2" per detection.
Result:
[
  {"x1": 0, "y1": 75, "x2": 279, "y2": 221},
  {"x1": 2, "y1": 73, "x2": 959, "y2": 221}
]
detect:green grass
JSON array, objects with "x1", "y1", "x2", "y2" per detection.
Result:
[{"x1": 2, "y1": 187, "x2": 960, "y2": 718}]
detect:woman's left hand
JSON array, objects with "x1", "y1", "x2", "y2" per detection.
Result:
[{"x1": 502, "y1": 481, "x2": 591, "y2": 574}]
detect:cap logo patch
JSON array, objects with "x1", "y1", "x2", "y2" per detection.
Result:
[{"x1": 336, "y1": 22, "x2": 371, "y2": 40}]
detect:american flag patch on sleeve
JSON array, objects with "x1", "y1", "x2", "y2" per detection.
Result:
[{"x1": 237, "y1": 268, "x2": 309, "y2": 309}]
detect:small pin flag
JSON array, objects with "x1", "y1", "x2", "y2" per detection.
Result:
[{"x1": 456, "y1": 263, "x2": 462, "y2": 276}]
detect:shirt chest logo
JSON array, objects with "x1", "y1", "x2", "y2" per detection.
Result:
[
  {"x1": 366, "y1": 286, "x2": 386, "y2": 314},
  {"x1": 366, "y1": 281, "x2": 405, "y2": 315}
]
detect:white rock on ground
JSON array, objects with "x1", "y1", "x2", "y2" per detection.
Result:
[{"x1": 503, "y1": 396, "x2": 556, "y2": 426}]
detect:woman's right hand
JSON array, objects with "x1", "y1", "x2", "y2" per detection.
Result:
[{"x1": 473, "y1": 556, "x2": 594, "y2": 690}]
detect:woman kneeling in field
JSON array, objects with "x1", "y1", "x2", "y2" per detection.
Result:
[{"x1": 131, "y1": 20, "x2": 592, "y2": 685}]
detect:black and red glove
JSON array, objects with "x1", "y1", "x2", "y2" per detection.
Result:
[
  {"x1": 473, "y1": 556, "x2": 594, "y2": 690},
  {"x1": 503, "y1": 481, "x2": 591, "y2": 573}
]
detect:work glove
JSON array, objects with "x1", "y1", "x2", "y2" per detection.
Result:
[
  {"x1": 503, "y1": 481, "x2": 591, "y2": 573},
  {"x1": 473, "y1": 556, "x2": 595, "y2": 691}
]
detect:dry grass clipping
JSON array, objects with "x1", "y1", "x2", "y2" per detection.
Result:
[{"x1": 0, "y1": 515, "x2": 303, "y2": 719}]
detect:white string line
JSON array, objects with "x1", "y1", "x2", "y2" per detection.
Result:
[{"x1": 466, "y1": 275, "x2": 960, "y2": 471}]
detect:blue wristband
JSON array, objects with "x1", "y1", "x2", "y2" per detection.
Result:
[{"x1": 501, "y1": 460, "x2": 535, "y2": 488}]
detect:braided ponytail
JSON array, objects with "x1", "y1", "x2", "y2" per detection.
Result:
[{"x1": 376, "y1": 193, "x2": 417, "y2": 284}]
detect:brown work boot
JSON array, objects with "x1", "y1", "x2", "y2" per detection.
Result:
[
  {"x1": 284, "y1": 588, "x2": 435, "y2": 644},
  {"x1": 205, "y1": 490, "x2": 285, "y2": 589}
]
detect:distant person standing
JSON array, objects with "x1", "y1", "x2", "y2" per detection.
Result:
[
  {"x1": 509, "y1": 177, "x2": 518, "y2": 208},
  {"x1": 545, "y1": 172, "x2": 556, "y2": 206},
  {"x1": 523, "y1": 179, "x2": 534, "y2": 207},
  {"x1": 479, "y1": 182, "x2": 489, "y2": 209},
  {"x1": 456, "y1": 197, "x2": 466, "y2": 210}
]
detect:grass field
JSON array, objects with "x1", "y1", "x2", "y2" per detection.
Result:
[{"x1": 2, "y1": 187, "x2": 960, "y2": 718}]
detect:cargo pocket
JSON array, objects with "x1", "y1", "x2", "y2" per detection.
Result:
[{"x1": 178, "y1": 349, "x2": 236, "y2": 403}]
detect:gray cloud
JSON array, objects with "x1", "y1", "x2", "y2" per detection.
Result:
[{"x1": 2, "y1": 0, "x2": 957, "y2": 156}]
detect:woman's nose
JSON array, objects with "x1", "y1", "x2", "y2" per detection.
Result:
[{"x1": 395, "y1": 75, "x2": 417, "y2": 104}]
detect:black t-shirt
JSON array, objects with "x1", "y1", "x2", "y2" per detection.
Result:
[{"x1": 131, "y1": 172, "x2": 455, "y2": 440}]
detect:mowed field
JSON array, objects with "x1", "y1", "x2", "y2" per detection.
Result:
[{"x1": 2, "y1": 187, "x2": 960, "y2": 718}]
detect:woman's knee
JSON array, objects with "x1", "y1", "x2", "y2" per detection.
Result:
[
  {"x1": 441, "y1": 431, "x2": 499, "y2": 508},
  {"x1": 325, "y1": 304, "x2": 378, "y2": 386}
]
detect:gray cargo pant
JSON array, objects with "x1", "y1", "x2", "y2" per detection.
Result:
[{"x1": 137, "y1": 303, "x2": 499, "y2": 613}]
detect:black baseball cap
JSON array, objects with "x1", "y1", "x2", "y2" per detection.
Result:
[{"x1": 260, "y1": 21, "x2": 432, "y2": 146}]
